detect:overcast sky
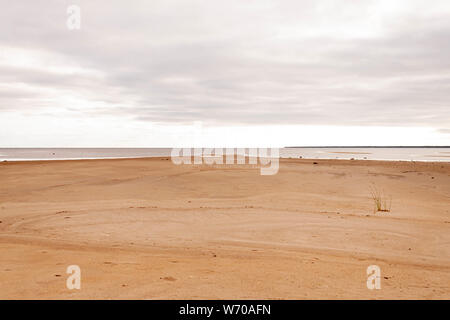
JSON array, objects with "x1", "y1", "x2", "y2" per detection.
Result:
[{"x1": 1, "y1": 0, "x2": 449, "y2": 146}]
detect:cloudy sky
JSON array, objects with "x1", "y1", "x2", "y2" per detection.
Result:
[{"x1": 1, "y1": 0, "x2": 449, "y2": 146}]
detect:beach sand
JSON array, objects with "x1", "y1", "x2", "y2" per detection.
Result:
[{"x1": 0, "y1": 157, "x2": 449, "y2": 299}]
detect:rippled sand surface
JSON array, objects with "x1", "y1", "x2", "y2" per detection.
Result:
[{"x1": 0, "y1": 158, "x2": 449, "y2": 299}]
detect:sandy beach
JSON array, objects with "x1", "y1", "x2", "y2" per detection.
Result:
[{"x1": 0, "y1": 157, "x2": 449, "y2": 299}]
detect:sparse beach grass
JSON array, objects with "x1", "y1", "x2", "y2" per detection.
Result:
[{"x1": 370, "y1": 185, "x2": 392, "y2": 213}]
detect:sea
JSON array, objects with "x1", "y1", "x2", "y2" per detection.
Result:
[{"x1": 0, "y1": 147, "x2": 450, "y2": 162}]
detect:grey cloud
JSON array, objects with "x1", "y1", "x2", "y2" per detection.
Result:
[{"x1": 0, "y1": 0, "x2": 449, "y2": 128}]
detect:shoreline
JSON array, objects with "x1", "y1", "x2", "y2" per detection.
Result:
[
  {"x1": 2, "y1": 155, "x2": 450, "y2": 163},
  {"x1": 2, "y1": 147, "x2": 450, "y2": 163}
]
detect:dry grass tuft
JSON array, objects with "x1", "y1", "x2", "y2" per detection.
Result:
[{"x1": 370, "y1": 185, "x2": 392, "y2": 213}]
